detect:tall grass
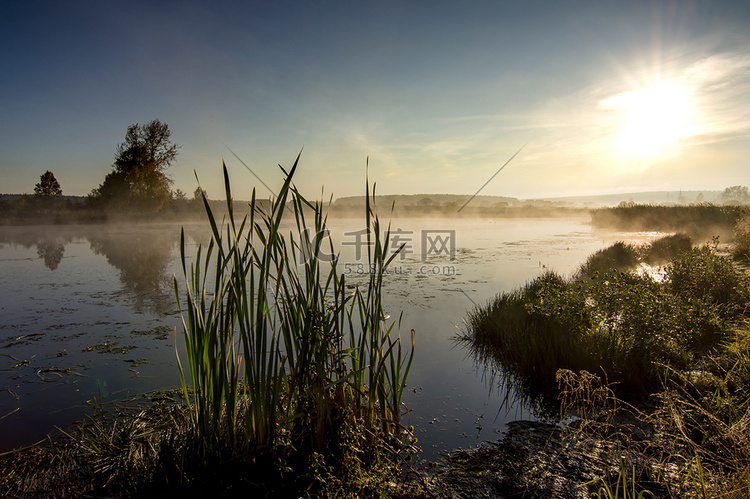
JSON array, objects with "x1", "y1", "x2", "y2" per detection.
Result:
[
  {"x1": 589, "y1": 457, "x2": 655, "y2": 499},
  {"x1": 733, "y1": 212, "x2": 750, "y2": 259},
  {"x1": 173, "y1": 154, "x2": 414, "y2": 473}
]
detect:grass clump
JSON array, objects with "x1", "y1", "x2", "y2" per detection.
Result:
[
  {"x1": 589, "y1": 457, "x2": 656, "y2": 499},
  {"x1": 651, "y1": 324, "x2": 750, "y2": 497},
  {"x1": 643, "y1": 233, "x2": 692, "y2": 264},
  {"x1": 575, "y1": 234, "x2": 692, "y2": 281},
  {"x1": 576, "y1": 241, "x2": 641, "y2": 279},
  {"x1": 466, "y1": 271, "x2": 594, "y2": 412},
  {"x1": 464, "y1": 236, "x2": 749, "y2": 412},
  {"x1": 166, "y1": 155, "x2": 415, "y2": 494}
]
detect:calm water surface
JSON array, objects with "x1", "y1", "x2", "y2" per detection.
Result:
[{"x1": 0, "y1": 217, "x2": 663, "y2": 460}]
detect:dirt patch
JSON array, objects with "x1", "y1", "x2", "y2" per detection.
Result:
[{"x1": 420, "y1": 413, "x2": 699, "y2": 498}]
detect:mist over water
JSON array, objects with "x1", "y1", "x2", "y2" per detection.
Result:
[{"x1": 0, "y1": 217, "x2": 667, "y2": 459}]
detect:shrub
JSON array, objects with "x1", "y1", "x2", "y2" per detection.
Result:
[{"x1": 666, "y1": 244, "x2": 750, "y2": 317}]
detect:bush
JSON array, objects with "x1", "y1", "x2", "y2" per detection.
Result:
[{"x1": 666, "y1": 244, "x2": 750, "y2": 317}]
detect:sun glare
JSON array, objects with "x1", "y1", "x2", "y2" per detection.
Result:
[{"x1": 602, "y1": 80, "x2": 696, "y2": 160}]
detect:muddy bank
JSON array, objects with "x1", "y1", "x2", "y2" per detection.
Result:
[{"x1": 419, "y1": 411, "x2": 702, "y2": 498}]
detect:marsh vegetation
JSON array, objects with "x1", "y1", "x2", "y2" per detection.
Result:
[
  {"x1": 462, "y1": 225, "x2": 750, "y2": 496},
  {"x1": 591, "y1": 203, "x2": 749, "y2": 240}
]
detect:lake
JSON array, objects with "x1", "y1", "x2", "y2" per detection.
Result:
[{"x1": 0, "y1": 216, "x2": 663, "y2": 461}]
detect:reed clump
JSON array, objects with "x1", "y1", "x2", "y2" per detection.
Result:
[
  {"x1": 167, "y1": 155, "x2": 415, "y2": 494},
  {"x1": 590, "y1": 203, "x2": 749, "y2": 239}
]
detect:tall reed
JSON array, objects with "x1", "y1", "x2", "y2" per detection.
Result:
[{"x1": 173, "y1": 154, "x2": 414, "y2": 462}]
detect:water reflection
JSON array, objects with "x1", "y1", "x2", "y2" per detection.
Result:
[
  {"x1": 0, "y1": 224, "x2": 183, "y2": 315},
  {"x1": 458, "y1": 334, "x2": 556, "y2": 420},
  {"x1": 0, "y1": 229, "x2": 75, "y2": 271},
  {"x1": 36, "y1": 239, "x2": 65, "y2": 270},
  {"x1": 86, "y1": 227, "x2": 177, "y2": 315}
]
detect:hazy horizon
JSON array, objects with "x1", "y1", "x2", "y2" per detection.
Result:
[
  {"x1": 0, "y1": 188, "x2": 725, "y2": 206},
  {"x1": 2, "y1": 1, "x2": 749, "y2": 200}
]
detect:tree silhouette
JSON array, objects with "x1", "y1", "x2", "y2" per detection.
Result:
[
  {"x1": 34, "y1": 171, "x2": 63, "y2": 197},
  {"x1": 193, "y1": 186, "x2": 207, "y2": 200},
  {"x1": 721, "y1": 185, "x2": 750, "y2": 204},
  {"x1": 91, "y1": 119, "x2": 179, "y2": 211}
]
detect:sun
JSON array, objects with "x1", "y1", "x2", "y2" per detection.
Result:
[{"x1": 602, "y1": 80, "x2": 696, "y2": 160}]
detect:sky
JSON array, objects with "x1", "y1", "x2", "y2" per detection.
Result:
[{"x1": 2, "y1": 0, "x2": 750, "y2": 200}]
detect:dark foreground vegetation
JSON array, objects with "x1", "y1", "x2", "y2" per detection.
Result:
[
  {"x1": 462, "y1": 223, "x2": 750, "y2": 496},
  {"x1": 1, "y1": 156, "x2": 419, "y2": 497}
]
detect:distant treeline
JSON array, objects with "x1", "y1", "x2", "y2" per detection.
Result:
[
  {"x1": 333, "y1": 193, "x2": 521, "y2": 209},
  {"x1": 330, "y1": 193, "x2": 587, "y2": 217},
  {"x1": 0, "y1": 194, "x2": 264, "y2": 225},
  {"x1": 0, "y1": 192, "x2": 592, "y2": 224},
  {"x1": 591, "y1": 203, "x2": 750, "y2": 239}
]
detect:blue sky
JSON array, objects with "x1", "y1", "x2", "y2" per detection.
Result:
[{"x1": 2, "y1": 1, "x2": 749, "y2": 199}]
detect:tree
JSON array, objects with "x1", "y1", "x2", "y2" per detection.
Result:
[
  {"x1": 34, "y1": 171, "x2": 63, "y2": 197},
  {"x1": 91, "y1": 120, "x2": 179, "y2": 211},
  {"x1": 721, "y1": 185, "x2": 750, "y2": 204}
]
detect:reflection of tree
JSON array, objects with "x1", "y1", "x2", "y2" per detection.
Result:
[
  {"x1": 0, "y1": 229, "x2": 72, "y2": 271},
  {"x1": 87, "y1": 227, "x2": 178, "y2": 315},
  {"x1": 36, "y1": 239, "x2": 65, "y2": 270},
  {"x1": 0, "y1": 225, "x2": 181, "y2": 313}
]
